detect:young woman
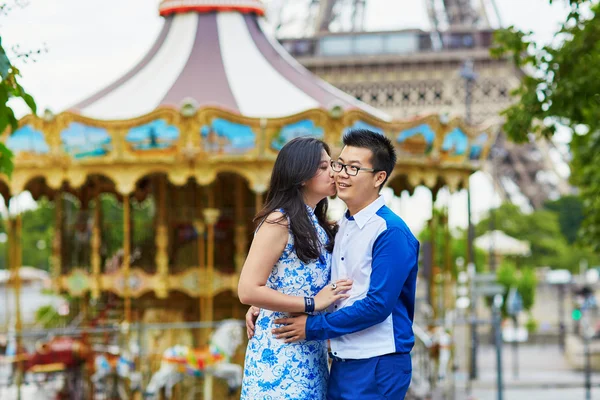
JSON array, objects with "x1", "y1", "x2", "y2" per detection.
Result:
[{"x1": 238, "y1": 137, "x2": 351, "y2": 399}]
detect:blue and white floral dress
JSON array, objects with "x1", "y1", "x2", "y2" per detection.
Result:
[{"x1": 241, "y1": 207, "x2": 331, "y2": 400}]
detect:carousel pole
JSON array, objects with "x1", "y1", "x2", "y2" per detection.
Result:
[
  {"x1": 85, "y1": 188, "x2": 98, "y2": 400},
  {"x1": 194, "y1": 183, "x2": 207, "y2": 345},
  {"x1": 14, "y1": 215, "x2": 22, "y2": 336},
  {"x1": 202, "y1": 187, "x2": 220, "y2": 326},
  {"x1": 91, "y1": 186, "x2": 102, "y2": 300},
  {"x1": 155, "y1": 175, "x2": 169, "y2": 298},
  {"x1": 79, "y1": 291, "x2": 93, "y2": 400},
  {"x1": 444, "y1": 200, "x2": 453, "y2": 312},
  {"x1": 2, "y1": 204, "x2": 7, "y2": 331},
  {"x1": 8, "y1": 209, "x2": 23, "y2": 400},
  {"x1": 202, "y1": 185, "x2": 220, "y2": 400},
  {"x1": 233, "y1": 176, "x2": 247, "y2": 318},
  {"x1": 123, "y1": 194, "x2": 132, "y2": 328},
  {"x1": 51, "y1": 191, "x2": 63, "y2": 292}
]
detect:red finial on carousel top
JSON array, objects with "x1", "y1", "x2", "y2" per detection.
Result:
[{"x1": 159, "y1": 0, "x2": 266, "y2": 17}]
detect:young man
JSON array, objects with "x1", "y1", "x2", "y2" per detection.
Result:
[{"x1": 271, "y1": 129, "x2": 420, "y2": 399}]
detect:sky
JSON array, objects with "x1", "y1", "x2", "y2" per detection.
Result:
[{"x1": 0, "y1": 0, "x2": 572, "y2": 233}]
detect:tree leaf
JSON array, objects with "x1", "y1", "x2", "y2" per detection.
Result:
[
  {"x1": 22, "y1": 92, "x2": 36, "y2": 113},
  {"x1": 0, "y1": 142, "x2": 14, "y2": 177}
]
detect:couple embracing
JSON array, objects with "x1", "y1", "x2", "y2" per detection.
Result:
[{"x1": 237, "y1": 129, "x2": 419, "y2": 400}]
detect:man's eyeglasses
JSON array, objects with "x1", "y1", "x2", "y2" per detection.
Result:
[{"x1": 330, "y1": 160, "x2": 380, "y2": 176}]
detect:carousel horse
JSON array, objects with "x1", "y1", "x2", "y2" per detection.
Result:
[
  {"x1": 26, "y1": 336, "x2": 90, "y2": 373},
  {"x1": 430, "y1": 326, "x2": 452, "y2": 381},
  {"x1": 92, "y1": 340, "x2": 142, "y2": 397},
  {"x1": 25, "y1": 336, "x2": 91, "y2": 399},
  {"x1": 145, "y1": 319, "x2": 244, "y2": 398}
]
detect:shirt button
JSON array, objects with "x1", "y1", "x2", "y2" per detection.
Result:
[
  {"x1": 334, "y1": 305, "x2": 338, "y2": 309},
  {"x1": 334, "y1": 352, "x2": 337, "y2": 355},
  {"x1": 341, "y1": 257, "x2": 344, "y2": 261}
]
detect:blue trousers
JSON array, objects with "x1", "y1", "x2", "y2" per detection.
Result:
[{"x1": 327, "y1": 353, "x2": 412, "y2": 400}]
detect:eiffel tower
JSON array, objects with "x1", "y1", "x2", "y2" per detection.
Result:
[{"x1": 269, "y1": 0, "x2": 572, "y2": 209}]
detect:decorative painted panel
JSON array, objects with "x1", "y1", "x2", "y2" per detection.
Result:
[
  {"x1": 6, "y1": 125, "x2": 49, "y2": 155},
  {"x1": 201, "y1": 118, "x2": 255, "y2": 154},
  {"x1": 396, "y1": 124, "x2": 434, "y2": 155},
  {"x1": 112, "y1": 269, "x2": 151, "y2": 297},
  {"x1": 126, "y1": 119, "x2": 179, "y2": 152},
  {"x1": 469, "y1": 132, "x2": 488, "y2": 160},
  {"x1": 61, "y1": 122, "x2": 111, "y2": 159},
  {"x1": 271, "y1": 119, "x2": 324, "y2": 151},
  {"x1": 441, "y1": 128, "x2": 468, "y2": 157},
  {"x1": 61, "y1": 269, "x2": 90, "y2": 297}
]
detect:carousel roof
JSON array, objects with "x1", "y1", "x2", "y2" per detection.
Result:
[{"x1": 71, "y1": 0, "x2": 390, "y2": 121}]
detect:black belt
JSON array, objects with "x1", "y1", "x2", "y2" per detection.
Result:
[
  {"x1": 328, "y1": 352, "x2": 355, "y2": 362},
  {"x1": 328, "y1": 351, "x2": 408, "y2": 363}
]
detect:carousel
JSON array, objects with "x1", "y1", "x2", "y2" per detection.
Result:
[{"x1": 0, "y1": 0, "x2": 496, "y2": 397}]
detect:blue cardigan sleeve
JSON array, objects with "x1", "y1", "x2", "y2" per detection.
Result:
[{"x1": 305, "y1": 227, "x2": 418, "y2": 340}]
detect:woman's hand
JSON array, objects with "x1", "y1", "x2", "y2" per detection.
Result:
[
  {"x1": 314, "y1": 279, "x2": 353, "y2": 311},
  {"x1": 245, "y1": 306, "x2": 260, "y2": 339}
]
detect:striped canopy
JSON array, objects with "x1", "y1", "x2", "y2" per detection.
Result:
[{"x1": 71, "y1": 0, "x2": 390, "y2": 121}]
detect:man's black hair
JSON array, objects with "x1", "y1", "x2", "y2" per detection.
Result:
[{"x1": 343, "y1": 129, "x2": 397, "y2": 186}]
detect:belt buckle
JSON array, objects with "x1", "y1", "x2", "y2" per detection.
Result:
[{"x1": 328, "y1": 352, "x2": 346, "y2": 362}]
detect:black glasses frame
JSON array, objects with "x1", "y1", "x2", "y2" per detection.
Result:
[{"x1": 330, "y1": 160, "x2": 380, "y2": 176}]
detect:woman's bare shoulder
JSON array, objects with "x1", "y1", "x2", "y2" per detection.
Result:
[{"x1": 264, "y1": 210, "x2": 289, "y2": 228}]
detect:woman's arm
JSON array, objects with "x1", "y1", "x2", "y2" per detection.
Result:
[{"x1": 237, "y1": 211, "x2": 351, "y2": 313}]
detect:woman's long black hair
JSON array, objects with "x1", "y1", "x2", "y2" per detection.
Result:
[{"x1": 254, "y1": 137, "x2": 336, "y2": 263}]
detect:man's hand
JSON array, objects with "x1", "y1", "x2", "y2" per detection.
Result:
[
  {"x1": 245, "y1": 306, "x2": 260, "y2": 339},
  {"x1": 272, "y1": 314, "x2": 308, "y2": 343}
]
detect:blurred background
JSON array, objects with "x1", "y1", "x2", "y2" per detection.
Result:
[{"x1": 0, "y1": 0, "x2": 599, "y2": 399}]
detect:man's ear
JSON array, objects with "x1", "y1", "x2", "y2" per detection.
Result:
[{"x1": 374, "y1": 171, "x2": 387, "y2": 188}]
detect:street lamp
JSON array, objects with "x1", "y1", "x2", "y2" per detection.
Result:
[
  {"x1": 461, "y1": 59, "x2": 497, "y2": 272},
  {"x1": 460, "y1": 59, "x2": 477, "y2": 268},
  {"x1": 493, "y1": 294, "x2": 505, "y2": 400},
  {"x1": 460, "y1": 59, "x2": 480, "y2": 381},
  {"x1": 459, "y1": 59, "x2": 477, "y2": 125},
  {"x1": 467, "y1": 261, "x2": 478, "y2": 380}
]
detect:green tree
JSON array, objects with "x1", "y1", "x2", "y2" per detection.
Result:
[
  {"x1": 495, "y1": 260, "x2": 518, "y2": 318},
  {"x1": 0, "y1": 2, "x2": 43, "y2": 177},
  {"x1": 0, "y1": 199, "x2": 55, "y2": 271},
  {"x1": 544, "y1": 195, "x2": 584, "y2": 244},
  {"x1": 476, "y1": 202, "x2": 600, "y2": 270},
  {"x1": 476, "y1": 203, "x2": 565, "y2": 268},
  {"x1": 418, "y1": 209, "x2": 487, "y2": 276},
  {"x1": 491, "y1": 0, "x2": 600, "y2": 251},
  {"x1": 494, "y1": 262, "x2": 537, "y2": 319},
  {"x1": 518, "y1": 267, "x2": 537, "y2": 312},
  {"x1": 20, "y1": 198, "x2": 54, "y2": 270},
  {"x1": 0, "y1": 38, "x2": 37, "y2": 177}
]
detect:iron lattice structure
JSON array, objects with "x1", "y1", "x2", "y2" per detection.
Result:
[{"x1": 267, "y1": 0, "x2": 572, "y2": 209}]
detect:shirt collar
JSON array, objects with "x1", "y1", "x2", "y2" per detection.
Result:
[{"x1": 344, "y1": 196, "x2": 386, "y2": 229}]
